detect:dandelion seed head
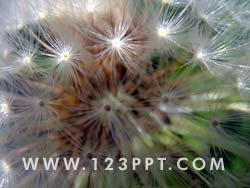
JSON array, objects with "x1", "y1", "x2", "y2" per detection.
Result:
[{"x1": 0, "y1": 0, "x2": 250, "y2": 187}]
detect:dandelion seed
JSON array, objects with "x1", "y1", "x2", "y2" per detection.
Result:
[
  {"x1": 150, "y1": 3, "x2": 194, "y2": 54},
  {"x1": 80, "y1": 3, "x2": 150, "y2": 71},
  {"x1": 192, "y1": 0, "x2": 234, "y2": 31},
  {"x1": 190, "y1": 26, "x2": 249, "y2": 73},
  {"x1": 35, "y1": 25, "x2": 89, "y2": 88},
  {"x1": 12, "y1": 82, "x2": 61, "y2": 128}
]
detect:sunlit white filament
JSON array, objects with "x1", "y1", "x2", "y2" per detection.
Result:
[
  {"x1": 86, "y1": 2, "x2": 97, "y2": 13},
  {"x1": 162, "y1": 0, "x2": 173, "y2": 4},
  {"x1": 3, "y1": 49, "x2": 10, "y2": 59},
  {"x1": 1, "y1": 161, "x2": 10, "y2": 173},
  {"x1": 196, "y1": 51, "x2": 205, "y2": 60},
  {"x1": 59, "y1": 51, "x2": 71, "y2": 63},
  {"x1": 157, "y1": 27, "x2": 170, "y2": 38},
  {"x1": 111, "y1": 38, "x2": 123, "y2": 49},
  {"x1": 0, "y1": 103, "x2": 9, "y2": 114},
  {"x1": 37, "y1": 12, "x2": 47, "y2": 20},
  {"x1": 17, "y1": 23, "x2": 24, "y2": 30},
  {"x1": 22, "y1": 56, "x2": 31, "y2": 64}
]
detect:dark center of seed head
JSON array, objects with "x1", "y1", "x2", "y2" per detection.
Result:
[
  {"x1": 104, "y1": 104, "x2": 111, "y2": 111},
  {"x1": 39, "y1": 101, "x2": 45, "y2": 107},
  {"x1": 87, "y1": 152, "x2": 93, "y2": 159},
  {"x1": 162, "y1": 96, "x2": 169, "y2": 103},
  {"x1": 212, "y1": 120, "x2": 219, "y2": 126}
]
